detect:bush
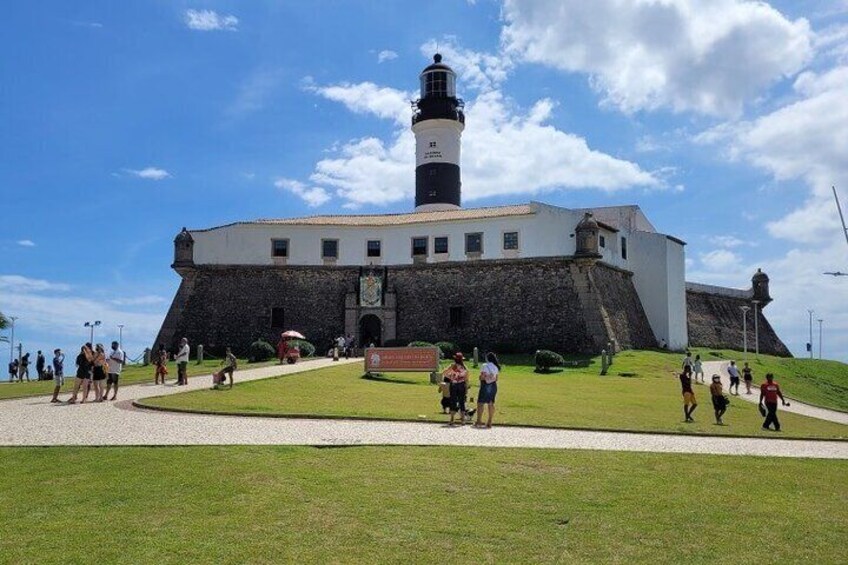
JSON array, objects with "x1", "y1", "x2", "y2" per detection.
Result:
[
  {"x1": 408, "y1": 341, "x2": 435, "y2": 348},
  {"x1": 535, "y1": 349, "x2": 565, "y2": 373},
  {"x1": 248, "y1": 339, "x2": 276, "y2": 362},
  {"x1": 287, "y1": 339, "x2": 315, "y2": 358},
  {"x1": 434, "y1": 341, "x2": 460, "y2": 359}
]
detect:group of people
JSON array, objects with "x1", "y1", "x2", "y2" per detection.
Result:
[
  {"x1": 62, "y1": 341, "x2": 125, "y2": 403},
  {"x1": 7, "y1": 350, "x2": 64, "y2": 382},
  {"x1": 678, "y1": 351, "x2": 789, "y2": 431},
  {"x1": 328, "y1": 335, "x2": 356, "y2": 359},
  {"x1": 152, "y1": 338, "x2": 191, "y2": 386},
  {"x1": 438, "y1": 352, "x2": 500, "y2": 428}
]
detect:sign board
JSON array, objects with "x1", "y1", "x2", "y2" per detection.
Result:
[{"x1": 364, "y1": 347, "x2": 440, "y2": 373}]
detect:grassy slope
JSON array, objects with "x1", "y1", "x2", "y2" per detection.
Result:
[
  {"x1": 693, "y1": 348, "x2": 848, "y2": 412},
  {"x1": 142, "y1": 350, "x2": 848, "y2": 439},
  {"x1": 0, "y1": 358, "x2": 276, "y2": 401},
  {"x1": 0, "y1": 446, "x2": 845, "y2": 564}
]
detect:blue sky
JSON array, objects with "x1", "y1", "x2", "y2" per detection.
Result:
[{"x1": 2, "y1": 0, "x2": 847, "y2": 362}]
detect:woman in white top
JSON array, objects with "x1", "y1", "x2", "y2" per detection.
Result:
[
  {"x1": 693, "y1": 354, "x2": 704, "y2": 384},
  {"x1": 475, "y1": 352, "x2": 501, "y2": 428}
]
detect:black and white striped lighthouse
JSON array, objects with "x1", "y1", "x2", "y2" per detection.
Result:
[{"x1": 412, "y1": 54, "x2": 465, "y2": 211}]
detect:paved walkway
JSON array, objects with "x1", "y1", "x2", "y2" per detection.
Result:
[
  {"x1": 701, "y1": 361, "x2": 848, "y2": 425},
  {"x1": 1, "y1": 358, "x2": 846, "y2": 459}
]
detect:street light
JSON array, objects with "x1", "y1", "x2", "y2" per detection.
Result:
[
  {"x1": 84, "y1": 320, "x2": 102, "y2": 344},
  {"x1": 807, "y1": 310, "x2": 814, "y2": 360},
  {"x1": 118, "y1": 324, "x2": 124, "y2": 348},
  {"x1": 751, "y1": 300, "x2": 760, "y2": 357},
  {"x1": 817, "y1": 319, "x2": 823, "y2": 359},
  {"x1": 740, "y1": 305, "x2": 750, "y2": 359},
  {"x1": 9, "y1": 316, "x2": 17, "y2": 363}
]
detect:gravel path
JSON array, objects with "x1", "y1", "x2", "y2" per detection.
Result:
[
  {"x1": 1, "y1": 358, "x2": 846, "y2": 459},
  {"x1": 700, "y1": 360, "x2": 848, "y2": 425}
]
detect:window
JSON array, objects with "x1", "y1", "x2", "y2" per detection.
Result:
[
  {"x1": 322, "y1": 239, "x2": 339, "y2": 259},
  {"x1": 367, "y1": 240, "x2": 381, "y2": 258},
  {"x1": 270, "y1": 308, "x2": 285, "y2": 328},
  {"x1": 429, "y1": 169, "x2": 437, "y2": 177},
  {"x1": 429, "y1": 141, "x2": 437, "y2": 148},
  {"x1": 621, "y1": 236, "x2": 628, "y2": 260},
  {"x1": 434, "y1": 236, "x2": 449, "y2": 254},
  {"x1": 412, "y1": 237, "x2": 428, "y2": 256},
  {"x1": 465, "y1": 232, "x2": 483, "y2": 254},
  {"x1": 449, "y1": 306, "x2": 463, "y2": 328},
  {"x1": 599, "y1": 235, "x2": 606, "y2": 249},
  {"x1": 272, "y1": 239, "x2": 288, "y2": 257},
  {"x1": 503, "y1": 231, "x2": 519, "y2": 250}
]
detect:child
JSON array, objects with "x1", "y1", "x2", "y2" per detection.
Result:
[{"x1": 438, "y1": 376, "x2": 451, "y2": 413}]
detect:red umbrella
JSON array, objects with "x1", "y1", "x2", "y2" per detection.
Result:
[{"x1": 280, "y1": 330, "x2": 305, "y2": 339}]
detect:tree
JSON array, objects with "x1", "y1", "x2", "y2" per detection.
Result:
[{"x1": 0, "y1": 312, "x2": 8, "y2": 343}]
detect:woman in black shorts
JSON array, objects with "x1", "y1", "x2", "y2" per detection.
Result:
[
  {"x1": 68, "y1": 344, "x2": 94, "y2": 404},
  {"x1": 91, "y1": 344, "x2": 108, "y2": 402}
]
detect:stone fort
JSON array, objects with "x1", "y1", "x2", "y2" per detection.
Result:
[{"x1": 154, "y1": 55, "x2": 789, "y2": 357}]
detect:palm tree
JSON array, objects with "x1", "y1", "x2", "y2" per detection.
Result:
[{"x1": 0, "y1": 312, "x2": 9, "y2": 343}]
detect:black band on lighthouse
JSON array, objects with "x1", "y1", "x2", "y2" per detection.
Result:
[{"x1": 415, "y1": 163, "x2": 461, "y2": 208}]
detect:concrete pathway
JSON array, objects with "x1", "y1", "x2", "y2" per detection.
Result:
[
  {"x1": 0, "y1": 358, "x2": 846, "y2": 459},
  {"x1": 701, "y1": 360, "x2": 848, "y2": 426}
]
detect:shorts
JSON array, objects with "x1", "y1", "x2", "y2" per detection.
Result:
[
  {"x1": 730, "y1": 377, "x2": 740, "y2": 387},
  {"x1": 93, "y1": 366, "x2": 107, "y2": 381},
  {"x1": 477, "y1": 381, "x2": 498, "y2": 404},
  {"x1": 107, "y1": 373, "x2": 120, "y2": 385},
  {"x1": 53, "y1": 373, "x2": 64, "y2": 386},
  {"x1": 683, "y1": 392, "x2": 697, "y2": 405},
  {"x1": 744, "y1": 376, "x2": 753, "y2": 383},
  {"x1": 440, "y1": 397, "x2": 451, "y2": 410}
]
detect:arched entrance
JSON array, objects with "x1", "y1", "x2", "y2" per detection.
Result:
[{"x1": 359, "y1": 314, "x2": 382, "y2": 347}]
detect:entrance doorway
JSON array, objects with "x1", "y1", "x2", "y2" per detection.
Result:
[{"x1": 359, "y1": 314, "x2": 382, "y2": 347}]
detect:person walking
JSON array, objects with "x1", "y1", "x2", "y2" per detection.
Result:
[
  {"x1": 742, "y1": 362, "x2": 754, "y2": 395},
  {"x1": 50, "y1": 349, "x2": 65, "y2": 403},
  {"x1": 68, "y1": 344, "x2": 94, "y2": 403},
  {"x1": 475, "y1": 352, "x2": 501, "y2": 428},
  {"x1": 682, "y1": 351, "x2": 694, "y2": 376},
  {"x1": 442, "y1": 353, "x2": 469, "y2": 426},
  {"x1": 103, "y1": 341, "x2": 124, "y2": 401},
  {"x1": 709, "y1": 374, "x2": 727, "y2": 425},
  {"x1": 90, "y1": 344, "x2": 108, "y2": 402},
  {"x1": 8, "y1": 359, "x2": 18, "y2": 383},
  {"x1": 679, "y1": 371, "x2": 697, "y2": 422},
  {"x1": 36, "y1": 351, "x2": 46, "y2": 380},
  {"x1": 693, "y1": 354, "x2": 705, "y2": 384},
  {"x1": 759, "y1": 373, "x2": 789, "y2": 432},
  {"x1": 727, "y1": 361, "x2": 741, "y2": 395},
  {"x1": 20, "y1": 353, "x2": 31, "y2": 382},
  {"x1": 154, "y1": 343, "x2": 168, "y2": 384},
  {"x1": 175, "y1": 338, "x2": 190, "y2": 385}
]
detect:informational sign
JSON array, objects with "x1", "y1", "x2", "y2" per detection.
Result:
[
  {"x1": 359, "y1": 273, "x2": 382, "y2": 307},
  {"x1": 364, "y1": 347, "x2": 440, "y2": 373}
]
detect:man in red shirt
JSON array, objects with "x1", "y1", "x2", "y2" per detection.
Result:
[{"x1": 758, "y1": 373, "x2": 789, "y2": 431}]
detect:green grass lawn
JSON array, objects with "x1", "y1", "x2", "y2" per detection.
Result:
[
  {"x1": 1, "y1": 446, "x2": 845, "y2": 564},
  {"x1": 693, "y1": 348, "x2": 848, "y2": 412},
  {"x1": 141, "y1": 350, "x2": 848, "y2": 440},
  {"x1": 0, "y1": 358, "x2": 277, "y2": 401}
]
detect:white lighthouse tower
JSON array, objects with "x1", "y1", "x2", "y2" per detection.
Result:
[{"x1": 412, "y1": 54, "x2": 465, "y2": 212}]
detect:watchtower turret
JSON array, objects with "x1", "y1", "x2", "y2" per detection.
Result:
[
  {"x1": 173, "y1": 227, "x2": 195, "y2": 273},
  {"x1": 575, "y1": 212, "x2": 602, "y2": 259},
  {"x1": 752, "y1": 268, "x2": 772, "y2": 306}
]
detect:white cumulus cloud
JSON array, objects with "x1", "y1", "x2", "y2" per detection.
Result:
[
  {"x1": 0, "y1": 275, "x2": 70, "y2": 293},
  {"x1": 125, "y1": 167, "x2": 171, "y2": 180},
  {"x1": 377, "y1": 50, "x2": 398, "y2": 63},
  {"x1": 16, "y1": 240, "x2": 36, "y2": 247},
  {"x1": 274, "y1": 178, "x2": 331, "y2": 208},
  {"x1": 501, "y1": 0, "x2": 813, "y2": 116},
  {"x1": 184, "y1": 9, "x2": 238, "y2": 31}
]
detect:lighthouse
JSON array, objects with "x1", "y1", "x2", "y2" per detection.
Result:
[{"x1": 412, "y1": 54, "x2": 465, "y2": 211}]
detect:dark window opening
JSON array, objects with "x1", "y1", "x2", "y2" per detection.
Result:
[
  {"x1": 465, "y1": 232, "x2": 483, "y2": 254},
  {"x1": 272, "y1": 239, "x2": 288, "y2": 257},
  {"x1": 270, "y1": 308, "x2": 285, "y2": 329},
  {"x1": 449, "y1": 306, "x2": 463, "y2": 328},
  {"x1": 412, "y1": 237, "x2": 428, "y2": 256},
  {"x1": 322, "y1": 239, "x2": 339, "y2": 259},
  {"x1": 434, "y1": 236, "x2": 449, "y2": 254},
  {"x1": 503, "y1": 231, "x2": 518, "y2": 250},
  {"x1": 621, "y1": 237, "x2": 628, "y2": 260},
  {"x1": 429, "y1": 169, "x2": 437, "y2": 177},
  {"x1": 429, "y1": 141, "x2": 437, "y2": 148},
  {"x1": 367, "y1": 240, "x2": 381, "y2": 257},
  {"x1": 599, "y1": 235, "x2": 606, "y2": 248}
]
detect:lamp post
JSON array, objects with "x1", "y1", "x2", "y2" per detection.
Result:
[
  {"x1": 118, "y1": 324, "x2": 124, "y2": 348},
  {"x1": 807, "y1": 309, "x2": 814, "y2": 360},
  {"x1": 751, "y1": 300, "x2": 760, "y2": 357},
  {"x1": 84, "y1": 320, "x2": 102, "y2": 344},
  {"x1": 817, "y1": 319, "x2": 823, "y2": 359},
  {"x1": 740, "y1": 305, "x2": 750, "y2": 359},
  {"x1": 9, "y1": 316, "x2": 17, "y2": 363}
]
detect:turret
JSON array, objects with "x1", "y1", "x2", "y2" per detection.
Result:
[
  {"x1": 173, "y1": 227, "x2": 194, "y2": 272},
  {"x1": 751, "y1": 268, "x2": 772, "y2": 306},
  {"x1": 575, "y1": 212, "x2": 602, "y2": 259},
  {"x1": 412, "y1": 54, "x2": 465, "y2": 212}
]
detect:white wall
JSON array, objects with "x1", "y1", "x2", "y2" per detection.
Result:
[
  {"x1": 190, "y1": 206, "x2": 587, "y2": 267},
  {"x1": 665, "y1": 238, "x2": 688, "y2": 349}
]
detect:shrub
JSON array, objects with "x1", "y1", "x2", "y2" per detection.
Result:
[
  {"x1": 434, "y1": 341, "x2": 460, "y2": 359},
  {"x1": 534, "y1": 349, "x2": 565, "y2": 373},
  {"x1": 408, "y1": 341, "x2": 435, "y2": 348},
  {"x1": 288, "y1": 339, "x2": 315, "y2": 358},
  {"x1": 248, "y1": 339, "x2": 276, "y2": 362}
]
